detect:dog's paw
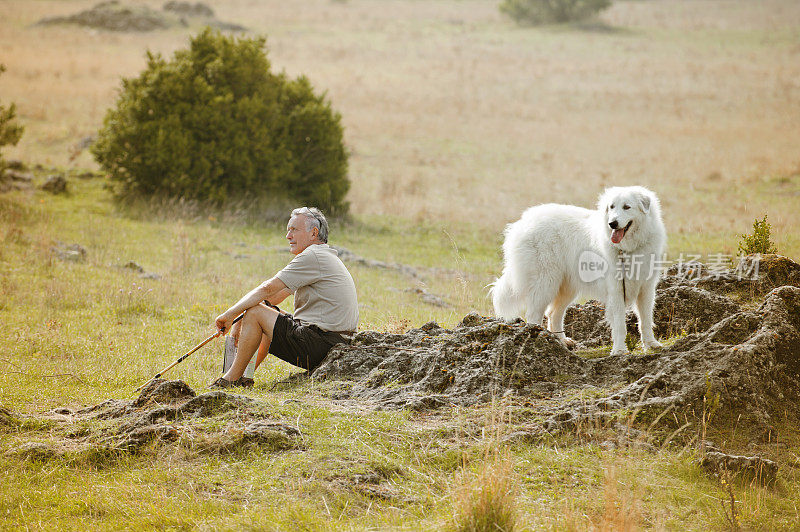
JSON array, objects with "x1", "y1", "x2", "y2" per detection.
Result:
[
  {"x1": 562, "y1": 337, "x2": 577, "y2": 350},
  {"x1": 610, "y1": 347, "x2": 630, "y2": 356},
  {"x1": 644, "y1": 340, "x2": 663, "y2": 351}
]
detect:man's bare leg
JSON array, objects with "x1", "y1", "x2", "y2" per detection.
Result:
[
  {"x1": 255, "y1": 335, "x2": 270, "y2": 370},
  {"x1": 221, "y1": 306, "x2": 279, "y2": 381}
]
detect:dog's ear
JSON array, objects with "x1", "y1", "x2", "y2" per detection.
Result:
[{"x1": 637, "y1": 193, "x2": 651, "y2": 214}]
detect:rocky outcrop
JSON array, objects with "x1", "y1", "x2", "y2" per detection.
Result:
[
  {"x1": 314, "y1": 258, "x2": 800, "y2": 442},
  {"x1": 699, "y1": 450, "x2": 778, "y2": 485},
  {"x1": 40, "y1": 174, "x2": 68, "y2": 194},
  {"x1": 36, "y1": 1, "x2": 246, "y2": 32},
  {"x1": 1, "y1": 379, "x2": 304, "y2": 461}
]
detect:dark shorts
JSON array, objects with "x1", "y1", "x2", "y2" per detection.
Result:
[{"x1": 269, "y1": 313, "x2": 349, "y2": 371}]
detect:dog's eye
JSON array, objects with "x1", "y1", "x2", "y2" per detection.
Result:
[
  {"x1": 610, "y1": 204, "x2": 615, "y2": 209},
  {"x1": 623, "y1": 204, "x2": 630, "y2": 210}
]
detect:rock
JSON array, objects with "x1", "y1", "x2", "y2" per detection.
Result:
[
  {"x1": 181, "y1": 391, "x2": 254, "y2": 417},
  {"x1": 241, "y1": 420, "x2": 303, "y2": 451},
  {"x1": 36, "y1": 1, "x2": 245, "y2": 32},
  {"x1": 52, "y1": 243, "x2": 87, "y2": 262},
  {"x1": 133, "y1": 379, "x2": 196, "y2": 407},
  {"x1": 332, "y1": 245, "x2": 423, "y2": 280},
  {"x1": 36, "y1": 1, "x2": 174, "y2": 32},
  {"x1": 206, "y1": 19, "x2": 247, "y2": 32},
  {"x1": 117, "y1": 424, "x2": 179, "y2": 451},
  {"x1": 40, "y1": 174, "x2": 68, "y2": 194},
  {"x1": 0, "y1": 168, "x2": 34, "y2": 192},
  {"x1": 748, "y1": 254, "x2": 800, "y2": 292},
  {"x1": 123, "y1": 261, "x2": 145, "y2": 273},
  {"x1": 3, "y1": 169, "x2": 32, "y2": 182},
  {"x1": 76, "y1": 170, "x2": 101, "y2": 179},
  {"x1": 652, "y1": 286, "x2": 739, "y2": 337},
  {"x1": 699, "y1": 451, "x2": 778, "y2": 485},
  {"x1": 5, "y1": 159, "x2": 26, "y2": 171},
  {"x1": 660, "y1": 254, "x2": 800, "y2": 298},
  {"x1": 121, "y1": 260, "x2": 161, "y2": 279},
  {"x1": 314, "y1": 313, "x2": 588, "y2": 409},
  {"x1": 564, "y1": 285, "x2": 739, "y2": 346},
  {"x1": 8, "y1": 442, "x2": 59, "y2": 461},
  {"x1": 406, "y1": 287, "x2": 452, "y2": 308},
  {"x1": 162, "y1": 1, "x2": 214, "y2": 18},
  {"x1": 389, "y1": 286, "x2": 452, "y2": 308},
  {"x1": 0, "y1": 406, "x2": 18, "y2": 426},
  {"x1": 45, "y1": 380, "x2": 305, "y2": 456}
]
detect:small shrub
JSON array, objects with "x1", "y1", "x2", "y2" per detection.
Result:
[
  {"x1": 92, "y1": 28, "x2": 350, "y2": 214},
  {"x1": 0, "y1": 64, "x2": 25, "y2": 172},
  {"x1": 500, "y1": 0, "x2": 612, "y2": 25},
  {"x1": 737, "y1": 215, "x2": 777, "y2": 256}
]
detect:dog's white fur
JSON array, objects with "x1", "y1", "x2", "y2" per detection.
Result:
[{"x1": 490, "y1": 186, "x2": 666, "y2": 355}]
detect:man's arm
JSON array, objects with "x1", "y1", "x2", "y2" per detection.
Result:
[
  {"x1": 215, "y1": 276, "x2": 288, "y2": 333},
  {"x1": 265, "y1": 287, "x2": 292, "y2": 306}
]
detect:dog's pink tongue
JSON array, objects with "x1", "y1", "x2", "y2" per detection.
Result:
[{"x1": 611, "y1": 228, "x2": 625, "y2": 244}]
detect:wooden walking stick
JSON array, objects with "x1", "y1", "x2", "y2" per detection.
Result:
[{"x1": 133, "y1": 313, "x2": 244, "y2": 393}]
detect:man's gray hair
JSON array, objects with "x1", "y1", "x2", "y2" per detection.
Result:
[{"x1": 291, "y1": 207, "x2": 329, "y2": 243}]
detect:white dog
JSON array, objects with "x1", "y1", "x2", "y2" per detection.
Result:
[{"x1": 490, "y1": 186, "x2": 666, "y2": 355}]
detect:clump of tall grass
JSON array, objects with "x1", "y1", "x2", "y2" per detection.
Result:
[
  {"x1": 452, "y1": 448, "x2": 518, "y2": 532},
  {"x1": 112, "y1": 282, "x2": 160, "y2": 319}
]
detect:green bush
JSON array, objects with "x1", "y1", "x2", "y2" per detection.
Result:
[
  {"x1": 92, "y1": 28, "x2": 350, "y2": 214},
  {"x1": 0, "y1": 65, "x2": 25, "y2": 171},
  {"x1": 500, "y1": 0, "x2": 612, "y2": 25},
  {"x1": 738, "y1": 215, "x2": 778, "y2": 256}
]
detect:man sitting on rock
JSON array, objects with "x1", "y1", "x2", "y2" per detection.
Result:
[{"x1": 210, "y1": 207, "x2": 358, "y2": 388}]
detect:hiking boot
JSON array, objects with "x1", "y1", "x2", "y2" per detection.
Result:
[
  {"x1": 234, "y1": 377, "x2": 254, "y2": 388},
  {"x1": 209, "y1": 377, "x2": 234, "y2": 389}
]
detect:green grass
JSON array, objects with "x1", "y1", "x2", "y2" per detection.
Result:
[{"x1": 1, "y1": 174, "x2": 799, "y2": 530}]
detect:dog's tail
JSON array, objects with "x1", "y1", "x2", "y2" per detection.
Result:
[{"x1": 488, "y1": 274, "x2": 521, "y2": 320}]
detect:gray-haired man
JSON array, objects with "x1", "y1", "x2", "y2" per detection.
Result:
[{"x1": 210, "y1": 207, "x2": 358, "y2": 388}]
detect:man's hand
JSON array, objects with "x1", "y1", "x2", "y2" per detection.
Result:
[
  {"x1": 215, "y1": 312, "x2": 235, "y2": 335},
  {"x1": 214, "y1": 277, "x2": 289, "y2": 337}
]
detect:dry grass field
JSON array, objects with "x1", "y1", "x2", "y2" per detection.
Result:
[
  {"x1": 2, "y1": 0, "x2": 799, "y2": 256},
  {"x1": 3, "y1": 3, "x2": 800, "y2": 529}
]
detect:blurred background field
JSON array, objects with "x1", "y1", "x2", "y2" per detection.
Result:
[{"x1": 1, "y1": 0, "x2": 799, "y2": 255}]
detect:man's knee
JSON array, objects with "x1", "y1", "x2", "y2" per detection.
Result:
[{"x1": 242, "y1": 305, "x2": 279, "y2": 337}]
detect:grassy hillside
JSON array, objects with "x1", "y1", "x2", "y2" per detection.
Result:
[{"x1": 1, "y1": 172, "x2": 799, "y2": 530}]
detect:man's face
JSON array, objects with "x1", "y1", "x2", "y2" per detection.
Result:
[{"x1": 286, "y1": 214, "x2": 318, "y2": 255}]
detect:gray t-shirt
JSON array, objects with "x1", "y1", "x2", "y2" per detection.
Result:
[{"x1": 275, "y1": 244, "x2": 359, "y2": 333}]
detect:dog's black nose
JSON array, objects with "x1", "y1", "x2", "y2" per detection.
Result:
[{"x1": 609, "y1": 220, "x2": 618, "y2": 229}]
